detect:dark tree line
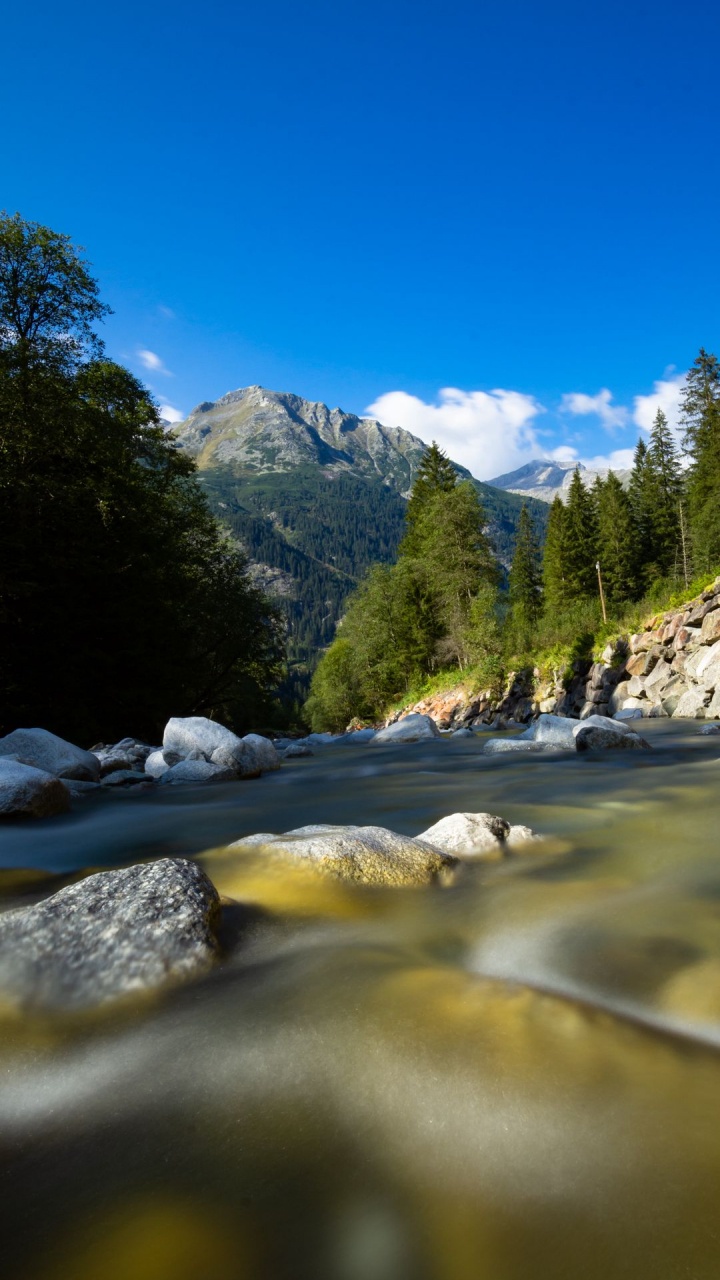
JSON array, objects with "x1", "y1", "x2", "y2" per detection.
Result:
[{"x1": 0, "y1": 213, "x2": 283, "y2": 744}]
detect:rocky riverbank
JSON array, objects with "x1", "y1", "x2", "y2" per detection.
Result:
[{"x1": 387, "y1": 576, "x2": 720, "y2": 730}]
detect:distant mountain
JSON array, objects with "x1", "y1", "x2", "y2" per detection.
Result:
[
  {"x1": 489, "y1": 458, "x2": 632, "y2": 504},
  {"x1": 173, "y1": 386, "x2": 549, "y2": 704},
  {"x1": 173, "y1": 385, "x2": 424, "y2": 494}
]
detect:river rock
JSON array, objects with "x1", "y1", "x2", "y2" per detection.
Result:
[
  {"x1": 230, "y1": 824, "x2": 454, "y2": 886},
  {"x1": 93, "y1": 750, "x2": 138, "y2": 776},
  {"x1": 280, "y1": 742, "x2": 314, "y2": 758},
  {"x1": 483, "y1": 738, "x2": 557, "y2": 754},
  {"x1": 0, "y1": 758, "x2": 71, "y2": 818},
  {"x1": 369, "y1": 714, "x2": 441, "y2": 745},
  {"x1": 100, "y1": 769, "x2": 154, "y2": 788},
  {"x1": 242, "y1": 734, "x2": 281, "y2": 772},
  {"x1": 573, "y1": 713, "x2": 635, "y2": 738},
  {"x1": 672, "y1": 688, "x2": 709, "y2": 718},
  {"x1": 160, "y1": 759, "x2": 238, "y2": 785},
  {"x1": 416, "y1": 812, "x2": 536, "y2": 859},
  {"x1": 451, "y1": 727, "x2": 475, "y2": 738},
  {"x1": 699, "y1": 723, "x2": 720, "y2": 734},
  {"x1": 0, "y1": 858, "x2": 220, "y2": 1010},
  {"x1": 575, "y1": 725, "x2": 649, "y2": 750},
  {"x1": 145, "y1": 749, "x2": 170, "y2": 778},
  {"x1": 0, "y1": 728, "x2": 100, "y2": 782},
  {"x1": 164, "y1": 715, "x2": 243, "y2": 766},
  {"x1": 614, "y1": 708, "x2": 644, "y2": 721},
  {"x1": 519, "y1": 714, "x2": 577, "y2": 747},
  {"x1": 338, "y1": 728, "x2": 377, "y2": 744}
]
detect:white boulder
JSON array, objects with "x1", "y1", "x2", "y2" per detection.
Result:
[
  {"x1": 369, "y1": 714, "x2": 441, "y2": 745},
  {"x1": 164, "y1": 716, "x2": 247, "y2": 768},
  {"x1": 519, "y1": 714, "x2": 577, "y2": 748},
  {"x1": 160, "y1": 759, "x2": 238, "y2": 785},
  {"x1": 416, "y1": 811, "x2": 536, "y2": 859},
  {"x1": 0, "y1": 758, "x2": 70, "y2": 818},
  {"x1": 242, "y1": 733, "x2": 281, "y2": 772},
  {"x1": 673, "y1": 688, "x2": 709, "y2": 718},
  {"x1": 145, "y1": 749, "x2": 170, "y2": 779},
  {"x1": 0, "y1": 728, "x2": 100, "y2": 782}
]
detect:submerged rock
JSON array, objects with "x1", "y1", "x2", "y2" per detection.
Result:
[
  {"x1": 370, "y1": 714, "x2": 442, "y2": 745},
  {"x1": 416, "y1": 812, "x2": 538, "y2": 859},
  {"x1": 575, "y1": 725, "x2": 650, "y2": 751},
  {"x1": 0, "y1": 758, "x2": 70, "y2": 818},
  {"x1": 0, "y1": 728, "x2": 100, "y2": 782},
  {"x1": 483, "y1": 738, "x2": 558, "y2": 755},
  {"x1": 0, "y1": 858, "x2": 220, "y2": 1011},
  {"x1": 230, "y1": 823, "x2": 454, "y2": 886}
]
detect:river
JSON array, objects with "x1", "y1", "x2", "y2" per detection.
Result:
[{"x1": 2, "y1": 721, "x2": 720, "y2": 1279}]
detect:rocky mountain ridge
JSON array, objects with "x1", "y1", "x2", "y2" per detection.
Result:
[
  {"x1": 173, "y1": 385, "x2": 427, "y2": 496},
  {"x1": 490, "y1": 458, "x2": 632, "y2": 504}
]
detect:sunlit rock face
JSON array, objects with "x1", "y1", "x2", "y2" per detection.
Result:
[{"x1": 172, "y1": 385, "x2": 427, "y2": 494}]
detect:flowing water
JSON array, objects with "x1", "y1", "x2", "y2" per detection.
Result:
[{"x1": 2, "y1": 722, "x2": 720, "y2": 1279}]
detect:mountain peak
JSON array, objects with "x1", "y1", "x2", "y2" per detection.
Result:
[
  {"x1": 489, "y1": 457, "x2": 630, "y2": 504},
  {"x1": 173, "y1": 385, "x2": 427, "y2": 495}
]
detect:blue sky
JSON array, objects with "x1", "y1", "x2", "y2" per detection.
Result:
[{"x1": 3, "y1": 0, "x2": 719, "y2": 479}]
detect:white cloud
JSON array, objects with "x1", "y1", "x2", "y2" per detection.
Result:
[
  {"x1": 559, "y1": 388, "x2": 628, "y2": 431},
  {"x1": 364, "y1": 386, "x2": 544, "y2": 480},
  {"x1": 137, "y1": 348, "x2": 172, "y2": 376},
  {"x1": 159, "y1": 404, "x2": 184, "y2": 424},
  {"x1": 633, "y1": 374, "x2": 685, "y2": 436}
]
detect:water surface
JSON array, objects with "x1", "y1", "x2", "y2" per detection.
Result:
[{"x1": 2, "y1": 722, "x2": 720, "y2": 1279}]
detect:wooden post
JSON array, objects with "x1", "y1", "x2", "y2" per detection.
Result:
[{"x1": 596, "y1": 560, "x2": 607, "y2": 624}]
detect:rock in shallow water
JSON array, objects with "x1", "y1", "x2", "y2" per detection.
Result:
[
  {"x1": 0, "y1": 758, "x2": 70, "y2": 818},
  {"x1": 0, "y1": 858, "x2": 220, "y2": 1010},
  {"x1": 416, "y1": 812, "x2": 537, "y2": 859},
  {"x1": 230, "y1": 823, "x2": 454, "y2": 886},
  {"x1": 575, "y1": 725, "x2": 650, "y2": 751},
  {"x1": 0, "y1": 727, "x2": 100, "y2": 782},
  {"x1": 483, "y1": 738, "x2": 558, "y2": 755},
  {"x1": 369, "y1": 714, "x2": 441, "y2": 745}
]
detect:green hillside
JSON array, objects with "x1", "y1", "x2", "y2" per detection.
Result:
[{"x1": 198, "y1": 464, "x2": 548, "y2": 707}]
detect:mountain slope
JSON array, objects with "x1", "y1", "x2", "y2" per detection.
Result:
[
  {"x1": 490, "y1": 458, "x2": 632, "y2": 504},
  {"x1": 173, "y1": 386, "x2": 549, "y2": 702}
]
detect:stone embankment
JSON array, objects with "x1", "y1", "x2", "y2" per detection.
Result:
[{"x1": 388, "y1": 576, "x2": 720, "y2": 730}]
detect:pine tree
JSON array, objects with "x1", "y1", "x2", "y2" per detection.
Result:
[
  {"x1": 508, "y1": 503, "x2": 543, "y2": 639},
  {"x1": 681, "y1": 348, "x2": 720, "y2": 570},
  {"x1": 647, "y1": 407, "x2": 682, "y2": 577},
  {"x1": 595, "y1": 471, "x2": 637, "y2": 604},
  {"x1": 401, "y1": 441, "x2": 457, "y2": 554},
  {"x1": 562, "y1": 468, "x2": 598, "y2": 599},
  {"x1": 542, "y1": 495, "x2": 568, "y2": 612}
]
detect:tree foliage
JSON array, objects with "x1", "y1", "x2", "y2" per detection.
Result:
[
  {"x1": 306, "y1": 446, "x2": 500, "y2": 729},
  {"x1": 508, "y1": 503, "x2": 543, "y2": 642},
  {"x1": 0, "y1": 213, "x2": 283, "y2": 743},
  {"x1": 681, "y1": 348, "x2": 720, "y2": 570}
]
